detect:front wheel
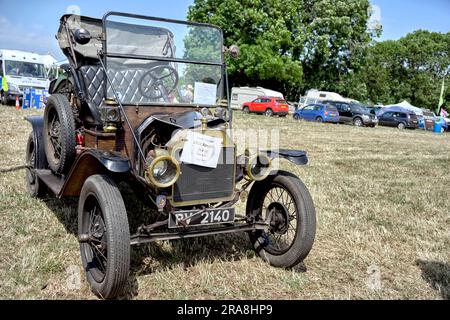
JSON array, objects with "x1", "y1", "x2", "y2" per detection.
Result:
[
  {"x1": 246, "y1": 171, "x2": 316, "y2": 268},
  {"x1": 78, "y1": 175, "x2": 130, "y2": 299},
  {"x1": 353, "y1": 117, "x2": 363, "y2": 127},
  {"x1": 293, "y1": 114, "x2": 300, "y2": 120},
  {"x1": 243, "y1": 106, "x2": 250, "y2": 113}
]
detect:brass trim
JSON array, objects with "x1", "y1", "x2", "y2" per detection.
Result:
[
  {"x1": 245, "y1": 153, "x2": 272, "y2": 181},
  {"x1": 145, "y1": 155, "x2": 181, "y2": 189}
]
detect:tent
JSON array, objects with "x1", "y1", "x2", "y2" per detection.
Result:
[{"x1": 381, "y1": 100, "x2": 424, "y2": 115}]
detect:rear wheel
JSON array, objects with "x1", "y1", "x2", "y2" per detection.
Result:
[
  {"x1": 25, "y1": 133, "x2": 46, "y2": 197},
  {"x1": 316, "y1": 116, "x2": 323, "y2": 123},
  {"x1": 243, "y1": 106, "x2": 250, "y2": 113},
  {"x1": 43, "y1": 94, "x2": 76, "y2": 174},
  {"x1": 1, "y1": 92, "x2": 8, "y2": 105},
  {"x1": 78, "y1": 175, "x2": 130, "y2": 299},
  {"x1": 265, "y1": 109, "x2": 274, "y2": 117},
  {"x1": 398, "y1": 122, "x2": 406, "y2": 130},
  {"x1": 246, "y1": 171, "x2": 316, "y2": 268}
]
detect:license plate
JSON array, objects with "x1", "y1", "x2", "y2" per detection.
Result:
[{"x1": 169, "y1": 208, "x2": 235, "y2": 228}]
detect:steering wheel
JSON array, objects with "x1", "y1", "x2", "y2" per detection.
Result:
[{"x1": 138, "y1": 65, "x2": 179, "y2": 101}]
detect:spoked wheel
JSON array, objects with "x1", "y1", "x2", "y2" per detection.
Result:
[
  {"x1": 43, "y1": 94, "x2": 76, "y2": 174},
  {"x1": 79, "y1": 175, "x2": 130, "y2": 299},
  {"x1": 246, "y1": 171, "x2": 316, "y2": 268},
  {"x1": 25, "y1": 133, "x2": 46, "y2": 197}
]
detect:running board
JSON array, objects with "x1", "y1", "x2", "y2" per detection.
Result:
[{"x1": 35, "y1": 169, "x2": 65, "y2": 195}]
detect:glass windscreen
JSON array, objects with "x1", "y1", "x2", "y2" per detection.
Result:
[
  {"x1": 5, "y1": 61, "x2": 46, "y2": 78},
  {"x1": 105, "y1": 14, "x2": 223, "y2": 105}
]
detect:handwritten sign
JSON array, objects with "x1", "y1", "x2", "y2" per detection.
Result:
[
  {"x1": 193, "y1": 82, "x2": 217, "y2": 105},
  {"x1": 180, "y1": 131, "x2": 222, "y2": 168}
]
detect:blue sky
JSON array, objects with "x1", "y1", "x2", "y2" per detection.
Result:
[{"x1": 0, "y1": 0, "x2": 449, "y2": 60}]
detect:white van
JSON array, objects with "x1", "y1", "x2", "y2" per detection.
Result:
[
  {"x1": 230, "y1": 86, "x2": 284, "y2": 109},
  {"x1": 298, "y1": 89, "x2": 357, "y2": 108},
  {"x1": 0, "y1": 49, "x2": 50, "y2": 105}
]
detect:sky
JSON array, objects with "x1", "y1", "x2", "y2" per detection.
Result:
[{"x1": 0, "y1": 0, "x2": 449, "y2": 61}]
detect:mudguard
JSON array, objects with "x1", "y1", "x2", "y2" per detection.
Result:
[
  {"x1": 263, "y1": 149, "x2": 308, "y2": 165},
  {"x1": 24, "y1": 116, "x2": 48, "y2": 169},
  {"x1": 60, "y1": 149, "x2": 131, "y2": 196}
]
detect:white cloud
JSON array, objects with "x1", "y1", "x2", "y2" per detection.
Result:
[
  {"x1": 0, "y1": 15, "x2": 63, "y2": 60},
  {"x1": 368, "y1": 4, "x2": 382, "y2": 30}
]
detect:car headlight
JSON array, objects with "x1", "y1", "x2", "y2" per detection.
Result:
[{"x1": 145, "y1": 155, "x2": 180, "y2": 188}]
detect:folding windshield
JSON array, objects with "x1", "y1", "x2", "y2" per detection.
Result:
[{"x1": 104, "y1": 13, "x2": 224, "y2": 106}]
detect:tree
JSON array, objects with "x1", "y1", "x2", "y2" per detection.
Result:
[
  {"x1": 187, "y1": 0, "x2": 375, "y2": 101},
  {"x1": 362, "y1": 30, "x2": 450, "y2": 109}
]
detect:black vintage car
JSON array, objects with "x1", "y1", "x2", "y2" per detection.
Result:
[
  {"x1": 323, "y1": 100, "x2": 378, "y2": 127},
  {"x1": 24, "y1": 12, "x2": 316, "y2": 299}
]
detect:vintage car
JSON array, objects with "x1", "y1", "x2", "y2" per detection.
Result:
[{"x1": 24, "y1": 12, "x2": 316, "y2": 299}]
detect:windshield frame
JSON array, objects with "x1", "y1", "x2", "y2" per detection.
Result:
[{"x1": 101, "y1": 11, "x2": 225, "y2": 107}]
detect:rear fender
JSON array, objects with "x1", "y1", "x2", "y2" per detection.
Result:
[
  {"x1": 24, "y1": 116, "x2": 48, "y2": 169},
  {"x1": 59, "y1": 150, "x2": 131, "y2": 197}
]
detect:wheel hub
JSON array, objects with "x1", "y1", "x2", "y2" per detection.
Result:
[{"x1": 267, "y1": 202, "x2": 290, "y2": 235}]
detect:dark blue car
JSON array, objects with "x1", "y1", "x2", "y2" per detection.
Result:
[{"x1": 293, "y1": 103, "x2": 340, "y2": 123}]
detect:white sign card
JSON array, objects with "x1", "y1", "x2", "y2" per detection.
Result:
[
  {"x1": 180, "y1": 131, "x2": 222, "y2": 168},
  {"x1": 193, "y1": 82, "x2": 217, "y2": 105}
]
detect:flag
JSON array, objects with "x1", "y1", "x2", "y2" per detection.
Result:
[
  {"x1": 436, "y1": 77, "x2": 445, "y2": 114},
  {"x1": 440, "y1": 108, "x2": 448, "y2": 118}
]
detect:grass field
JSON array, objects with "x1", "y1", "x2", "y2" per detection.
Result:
[{"x1": 0, "y1": 105, "x2": 449, "y2": 300}]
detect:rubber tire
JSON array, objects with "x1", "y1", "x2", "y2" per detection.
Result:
[
  {"x1": 316, "y1": 116, "x2": 323, "y2": 123},
  {"x1": 265, "y1": 109, "x2": 274, "y2": 117},
  {"x1": 246, "y1": 171, "x2": 316, "y2": 268},
  {"x1": 1, "y1": 92, "x2": 8, "y2": 106},
  {"x1": 293, "y1": 114, "x2": 300, "y2": 120},
  {"x1": 243, "y1": 106, "x2": 250, "y2": 113},
  {"x1": 25, "y1": 133, "x2": 46, "y2": 197},
  {"x1": 43, "y1": 94, "x2": 76, "y2": 174},
  {"x1": 353, "y1": 117, "x2": 363, "y2": 127},
  {"x1": 398, "y1": 122, "x2": 405, "y2": 129},
  {"x1": 79, "y1": 175, "x2": 130, "y2": 299}
]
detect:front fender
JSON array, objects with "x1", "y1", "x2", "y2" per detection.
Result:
[
  {"x1": 24, "y1": 116, "x2": 48, "y2": 169},
  {"x1": 263, "y1": 149, "x2": 308, "y2": 165},
  {"x1": 59, "y1": 149, "x2": 131, "y2": 197}
]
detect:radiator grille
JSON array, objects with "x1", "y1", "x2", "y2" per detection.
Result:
[{"x1": 172, "y1": 147, "x2": 235, "y2": 204}]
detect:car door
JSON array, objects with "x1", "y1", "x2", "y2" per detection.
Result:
[
  {"x1": 300, "y1": 105, "x2": 314, "y2": 120},
  {"x1": 339, "y1": 103, "x2": 352, "y2": 123},
  {"x1": 379, "y1": 112, "x2": 393, "y2": 126},
  {"x1": 250, "y1": 98, "x2": 261, "y2": 112}
]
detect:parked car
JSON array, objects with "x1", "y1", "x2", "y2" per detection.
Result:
[
  {"x1": 322, "y1": 100, "x2": 378, "y2": 127},
  {"x1": 378, "y1": 111, "x2": 419, "y2": 129},
  {"x1": 293, "y1": 103, "x2": 339, "y2": 123},
  {"x1": 230, "y1": 86, "x2": 283, "y2": 110},
  {"x1": 24, "y1": 11, "x2": 316, "y2": 299},
  {"x1": 242, "y1": 96, "x2": 289, "y2": 116}
]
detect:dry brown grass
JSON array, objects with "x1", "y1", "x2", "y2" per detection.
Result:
[{"x1": 0, "y1": 105, "x2": 449, "y2": 300}]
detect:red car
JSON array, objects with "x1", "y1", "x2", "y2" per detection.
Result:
[{"x1": 242, "y1": 96, "x2": 289, "y2": 116}]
